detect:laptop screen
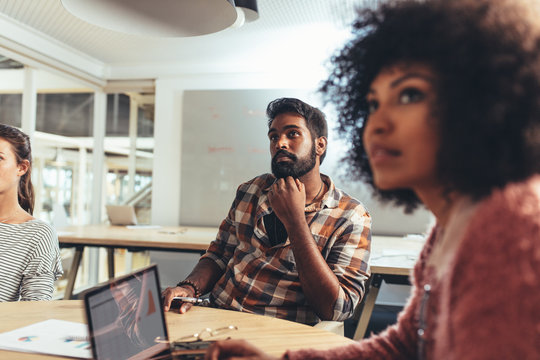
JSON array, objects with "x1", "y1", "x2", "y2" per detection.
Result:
[
  {"x1": 84, "y1": 265, "x2": 170, "y2": 360},
  {"x1": 106, "y1": 205, "x2": 138, "y2": 226}
]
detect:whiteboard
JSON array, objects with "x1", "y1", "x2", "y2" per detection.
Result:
[{"x1": 179, "y1": 89, "x2": 433, "y2": 235}]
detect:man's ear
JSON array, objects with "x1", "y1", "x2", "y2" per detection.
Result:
[
  {"x1": 17, "y1": 160, "x2": 29, "y2": 177},
  {"x1": 316, "y1": 136, "x2": 327, "y2": 158}
]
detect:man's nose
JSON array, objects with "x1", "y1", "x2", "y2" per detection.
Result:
[{"x1": 276, "y1": 135, "x2": 288, "y2": 149}]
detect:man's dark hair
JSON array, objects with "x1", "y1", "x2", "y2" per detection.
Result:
[
  {"x1": 266, "y1": 97, "x2": 328, "y2": 164},
  {"x1": 321, "y1": 0, "x2": 540, "y2": 212}
]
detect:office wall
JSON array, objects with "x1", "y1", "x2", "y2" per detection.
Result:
[
  {"x1": 151, "y1": 72, "x2": 321, "y2": 226},
  {"x1": 178, "y1": 88, "x2": 433, "y2": 236}
]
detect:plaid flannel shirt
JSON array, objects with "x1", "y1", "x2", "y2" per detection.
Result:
[{"x1": 201, "y1": 173, "x2": 371, "y2": 325}]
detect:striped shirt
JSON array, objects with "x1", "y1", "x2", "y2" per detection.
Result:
[
  {"x1": 0, "y1": 219, "x2": 63, "y2": 301},
  {"x1": 202, "y1": 173, "x2": 371, "y2": 325}
]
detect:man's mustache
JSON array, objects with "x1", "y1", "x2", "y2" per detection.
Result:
[{"x1": 272, "y1": 150, "x2": 297, "y2": 162}]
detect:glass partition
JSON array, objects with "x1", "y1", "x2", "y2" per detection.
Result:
[{"x1": 0, "y1": 54, "x2": 155, "y2": 296}]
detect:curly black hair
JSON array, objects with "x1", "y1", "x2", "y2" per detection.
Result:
[
  {"x1": 266, "y1": 97, "x2": 329, "y2": 164},
  {"x1": 321, "y1": 0, "x2": 540, "y2": 212}
]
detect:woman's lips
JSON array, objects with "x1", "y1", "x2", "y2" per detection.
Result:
[{"x1": 368, "y1": 145, "x2": 401, "y2": 164}]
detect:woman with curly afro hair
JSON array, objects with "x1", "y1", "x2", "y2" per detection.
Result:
[{"x1": 205, "y1": 0, "x2": 540, "y2": 358}]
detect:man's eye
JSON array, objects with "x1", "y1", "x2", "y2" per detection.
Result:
[
  {"x1": 367, "y1": 100, "x2": 378, "y2": 114},
  {"x1": 269, "y1": 135, "x2": 278, "y2": 141},
  {"x1": 288, "y1": 131, "x2": 299, "y2": 137},
  {"x1": 399, "y1": 88, "x2": 424, "y2": 104}
]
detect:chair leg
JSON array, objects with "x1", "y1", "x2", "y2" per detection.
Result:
[
  {"x1": 107, "y1": 248, "x2": 115, "y2": 279},
  {"x1": 353, "y1": 274, "x2": 384, "y2": 340},
  {"x1": 64, "y1": 246, "x2": 84, "y2": 300}
]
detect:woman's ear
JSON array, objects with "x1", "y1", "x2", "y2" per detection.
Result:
[
  {"x1": 316, "y1": 136, "x2": 328, "y2": 157},
  {"x1": 17, "y1": 159, "x2": 29, "y2": 177}
]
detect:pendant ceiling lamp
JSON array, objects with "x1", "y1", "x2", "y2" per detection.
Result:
[
  {"x1": 61, "y1": 0, "x2": 257, "y2": 37},
  {"x1": 235, "y1": 0, "x2": 259, "y2": 22}
]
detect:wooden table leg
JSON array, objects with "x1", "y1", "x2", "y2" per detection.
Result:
[
  {"x1": 107, "y1": 248, "x2": 115, "y2": 279},
  {"x1": 353, "y1": 274, "x2": 383, "y2": 340},
  {"x1": 64, "y1": 246, "x2": 84, "y2": 300}
]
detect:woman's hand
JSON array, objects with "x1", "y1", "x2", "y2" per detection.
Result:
[{"x1": 205, "y1": 339, "x2": 280, "y2": 360}]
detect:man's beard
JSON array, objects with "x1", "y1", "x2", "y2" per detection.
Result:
[{"x1": 271, "y1": 143, "x2": 317, "y2": 179}]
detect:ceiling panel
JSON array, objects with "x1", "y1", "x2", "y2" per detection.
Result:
[{"x1": 0, "y1": 0, "x2": 376, "y2": 77}]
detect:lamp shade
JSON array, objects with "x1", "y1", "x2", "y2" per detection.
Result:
[{"x1": 61, "y1": 0, "x2": 239, "y2": 37}]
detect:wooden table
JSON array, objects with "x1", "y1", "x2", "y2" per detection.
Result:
[
  {"x1": 0, "y1": 301, "x2": 356, "y2": 359},
  {"x1": 57, "y1": 225, "x2": 218, "y2": 300},
  {"x1": 352, "y1": 234, "x2": 425, "y2": 340},
  {"x1": 58, "y1": 225, "x2": 425, "y2": 340}
]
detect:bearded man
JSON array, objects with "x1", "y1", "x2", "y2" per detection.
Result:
[{"x1": 162, "y1": 98, "x2": 371, "y2": 325}]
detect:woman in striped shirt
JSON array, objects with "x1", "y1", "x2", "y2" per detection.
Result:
[{"x1": 0, "y1": 124, "x2": 62, "y2": 301}]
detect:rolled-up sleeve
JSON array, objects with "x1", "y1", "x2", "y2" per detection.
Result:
[
  {"x1": 201, "y1": 217, "x2": 239, "y2": 270},
  {"x1": 326, "y1": 209, "x2": 371, "y2": 321}
]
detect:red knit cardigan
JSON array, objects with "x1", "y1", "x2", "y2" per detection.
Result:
[{"x1": 285, "y1": 176, "x2": 540, "y2": 360}]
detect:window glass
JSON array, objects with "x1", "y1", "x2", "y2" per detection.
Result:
[{"x1": 0, "y1": 54, "x2": 155, "y2": 294}]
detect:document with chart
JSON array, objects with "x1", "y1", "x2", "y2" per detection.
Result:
[{"x1": 0, "y1": 319, "x2": 92, "y2": 358}]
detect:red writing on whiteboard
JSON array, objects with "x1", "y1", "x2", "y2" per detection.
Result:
[
  {"x1": 249, "y1": 147, "x2": 266, "y2": 154},
  {"x1": 208, "y1": 146, "x2": 234, "y2": 153}
]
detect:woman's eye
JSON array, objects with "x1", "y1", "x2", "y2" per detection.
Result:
[
  {"x1": 367, "y1": 100, "x2": 378, "y2": 114},
  {"x1": 399, "y1": 88, "x2": 424, "y2": 104}
]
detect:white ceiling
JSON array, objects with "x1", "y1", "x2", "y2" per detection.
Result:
[{"x1": 0, "y1": 0, "x2": 371, "y2": 83}]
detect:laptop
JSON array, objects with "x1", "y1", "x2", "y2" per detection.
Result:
[
  {"x1": 83, "y1": 265, "x2": 210, "y2": 360},
  {"x1": 83, "y1": 264, "x2": 170, "y2": 360},
  {"x1": 106, "y1": 205, "x2": 138, "y2": 226}
]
